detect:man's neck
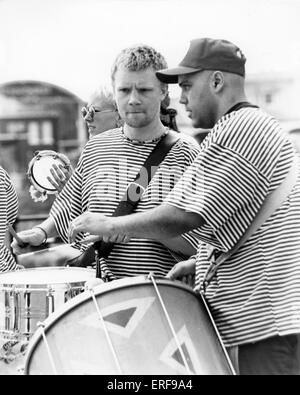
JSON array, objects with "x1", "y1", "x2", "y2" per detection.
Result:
[
  {"x1": 123, "y1": 119, "x2": 167, "y2": 142},
  {"x1": 217, "y1": 94, "x2": 248, "y2": 122}
]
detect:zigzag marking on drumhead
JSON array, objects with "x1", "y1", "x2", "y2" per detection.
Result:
[
  {"x1": 79, "y1": 297, "x2": 155, "y2": 338},
  {"x1": 159, "y1": 325, "x2": 204, "y2": 374}
]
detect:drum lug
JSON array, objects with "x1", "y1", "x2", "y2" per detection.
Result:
[
  {"x1": 4, "y1": 291, "x2": 11, "y2": 331},
  {"x1": 24, "y1": 290, "x2": 31, "y2": 338},
  {"x1": 46, "y1": 287, "x2": 55, "y2": 315},
  {"x1": 9, "y1": 287, "x2": 20, "y2": 333}
]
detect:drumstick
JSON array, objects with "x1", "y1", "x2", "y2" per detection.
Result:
[{"x1": 7, "y1": 224, "x2": 29, "y2": 248}]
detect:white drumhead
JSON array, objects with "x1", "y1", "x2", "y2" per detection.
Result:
[{"x1": 0, "y1": 267, "x2": 96, "y2": 286}]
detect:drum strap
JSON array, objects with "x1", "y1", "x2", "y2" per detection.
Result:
[
  {"x1": 94, "y1": 130, "x2": 180, "y2": 279},
  {"x1": 201, "y1": 156, "x2": 298, "y2": 293}
]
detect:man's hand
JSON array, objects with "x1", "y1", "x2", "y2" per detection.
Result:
[
  {"x1": 67, "y1": 212, "x2": 131, "y2": 244},
  {"x1": 11, "y1": 228, "x2": 46, "y2": 255},
  {"x1": 47, "y1": 163, "x2": 73, "y2": 193},
  {"x1": 166, "y1": 257, "x2": 196, "y2": 287}
]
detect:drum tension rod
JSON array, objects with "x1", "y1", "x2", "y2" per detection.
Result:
[
  {"x1": 37, "y1": 322, "x2": 58, "y2": 375},
  {"x1": 87, "y1": 284, "x2": 123, "y2": 375},
  {"x1": 148, "y1": 273, "x2": 193, "y2": 375}
]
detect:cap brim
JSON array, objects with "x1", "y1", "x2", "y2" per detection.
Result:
[{"x1": 156, "y1": 66, "x2": 202, "y2": 83}]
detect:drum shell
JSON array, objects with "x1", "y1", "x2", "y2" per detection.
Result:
[
  {"x1": 0, "y1": 267, "x2": 95, "y2": 342},
  {"x1": 24, "y1": 276, "x2": 234, "y2": 375}
]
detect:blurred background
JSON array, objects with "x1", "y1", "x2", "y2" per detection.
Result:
[{"x1": 0, "y1": 0, "x2": 300, "y2": 229}]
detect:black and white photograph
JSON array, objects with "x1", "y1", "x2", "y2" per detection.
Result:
[{"x1": 0, "y1": 0, "x2": 300, "y2": 377}]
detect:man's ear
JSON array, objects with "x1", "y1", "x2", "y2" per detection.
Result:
[
  {"x1": 111, "y1": 81, "x2": 117, "y2": 99},
  {"x1": 211, "y1": 71, "x2": 224, "y2": 92},
  {"x1": 115, "y1": 113, "x2": 124, "y2": 128}
]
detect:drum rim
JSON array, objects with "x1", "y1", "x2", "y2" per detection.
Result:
[
  {"x1": 0, "y1": 266, "x2": 96, "y2": 288},
  {"x1": 23, "y1": 275, "x2": 198, "y2": 374}
]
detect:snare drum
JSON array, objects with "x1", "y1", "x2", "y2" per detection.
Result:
[
  {"x1": 24, "y1": 275, "x2": 235, "y2": 375},
  {"x1": 27, "y1": 150, "x2": 71, "y2": 194},
  {"x1": 0, "y1": 267, "x2": 96, "y2": 342}
]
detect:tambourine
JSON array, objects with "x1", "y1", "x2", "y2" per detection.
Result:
[{"x1": 27, "y1": 150, "x2": 71, "y2": 195}]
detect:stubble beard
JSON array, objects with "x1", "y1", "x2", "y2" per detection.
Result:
[{"x1": 125, "y1": 115, "x2": 151, "y2": 129}]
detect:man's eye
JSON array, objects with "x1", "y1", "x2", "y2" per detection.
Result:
[{"x1": 119, "y1": 88, "x2": 129, "y2": 93}]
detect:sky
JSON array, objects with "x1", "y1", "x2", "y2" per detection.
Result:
[{"x1": 0, "y1": 0, "x2": 299, "y2": 100}]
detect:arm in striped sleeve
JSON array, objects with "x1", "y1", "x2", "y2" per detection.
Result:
[
  {"x1": 4, "y1": 170, "x2": 18, "y2": 225},
  {"x1": 165, "y1": 144, "x2": 270, "y2": 250},
  {"x1": 50, "y1": 160, "x2": 84, "y2": 246}
]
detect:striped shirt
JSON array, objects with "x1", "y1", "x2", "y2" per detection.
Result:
[
  {"x1": 165, "y1": 107, "x2": 300, "y2": 347},
  {"x1": 0, "y1": 167, "x2": 18, "y2": 272},
  {"x1": 50, "y1": 127, "x2": 201, "y2": 280}
]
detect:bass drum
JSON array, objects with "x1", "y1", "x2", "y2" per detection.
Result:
[{"x1": 24, "y1": 276, "x2": 235, "y2": 375}]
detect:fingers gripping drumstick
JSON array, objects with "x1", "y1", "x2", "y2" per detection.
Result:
[{"x1": 7, "y1": 224, "x2": 29, "y2": 248}]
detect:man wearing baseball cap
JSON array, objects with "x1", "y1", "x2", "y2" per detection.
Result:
[{"x1": 67, "y1": 38, "x2": 300, "y2": 375}]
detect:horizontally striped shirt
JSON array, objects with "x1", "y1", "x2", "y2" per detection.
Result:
[
  {"x1": 165, "y1": 107, "x2": 300, "y2": 347},
  {"x1": 0, "y1": 167, "x2": 18, "y2": 272},
  {"x1": 50, "y1": 127, "x2": 201, "y2": 279}
]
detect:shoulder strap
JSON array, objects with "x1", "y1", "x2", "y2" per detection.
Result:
[
  {"x1": 114, "y1": 130, "x2": 180, "y2": 215},
  {"x1": 202, "y1": 157, "x2": 298, "y2": 292},
  {"x1": 94, "y1": 130, "x2": 180, "y2": 271}
]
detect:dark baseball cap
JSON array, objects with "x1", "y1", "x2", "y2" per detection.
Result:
[{"x1": 156, "y1": 38, "x2": 246, "y2": 83}]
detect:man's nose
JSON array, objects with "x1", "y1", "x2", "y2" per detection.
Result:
[
  {"x1": 128, "y1": 89, "x2": 141, "y2": 105},
  {"x1": 179, "y1": 92, "x2": 187, "y2": 105}
]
